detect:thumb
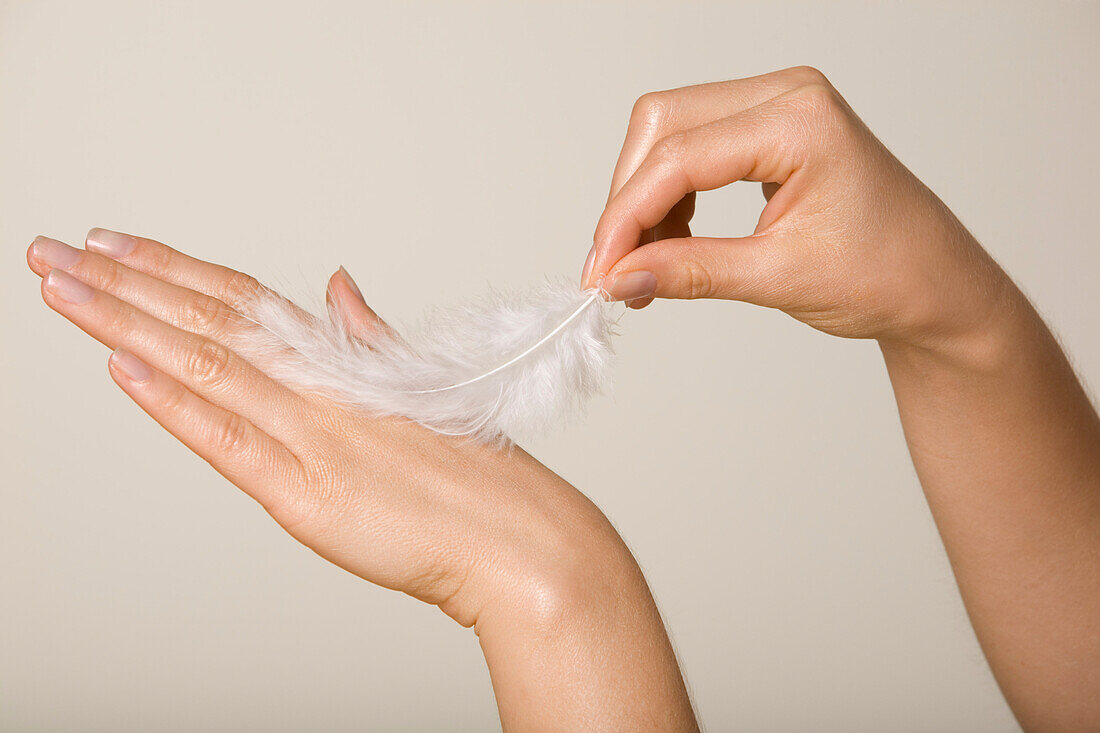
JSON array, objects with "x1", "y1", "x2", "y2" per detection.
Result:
[
  {"x1": 325, "y1": 266, "x2": 394, "y2": 342},
  {"x1": 601, "y1": 234, "x2": 788, "y2": 307}
]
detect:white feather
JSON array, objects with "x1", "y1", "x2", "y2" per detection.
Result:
[{"x1": 237, "y1": 277, "x2": 616, "y2": 444}]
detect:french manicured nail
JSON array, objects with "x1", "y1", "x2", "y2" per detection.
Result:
[
  {"x1": 111, "y1": 349, "x2": 151, "y2": 382},
  {"x1": 581, "y1": 247, "x2": 596, "y2": 285},
  {"x1": 44, "y1": 269, "x2": 94, "y2": 304},
  {"x1": 86, "y1": 228, "x2": 136, "y2": 258},
  {"x1": 604, "y1": 270, "x2": 656, "y2": 303},
  {"x1": 31, "y1": 236, "x2": 81, "y2": 269},
  {"x1": 338, "y1": 266, "x2": 365, "y2": 302}
]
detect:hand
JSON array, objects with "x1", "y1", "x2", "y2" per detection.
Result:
[
  {"x1": 581, "y1": 68, "x2": 1100, "y2": 731},
  {"x1": 583, "y1": 66, "x2": 1013, "y2": 357},
  {"x1": 26, "y1": 229, "x2": 698, "y2": 731}
]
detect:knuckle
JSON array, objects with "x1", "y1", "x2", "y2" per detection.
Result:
[
  {"x1": 786, "y1": 65, "x2": 830, "y2": 87},
  {"x1": 96, "y1": 257, "x2": 125, "y2": 293},
  {"x1": 145, "y1": 240, "x2": 174, "y2": 275},
  {"x1": 794, "y1": 83, "x2": 840, "y2": 119},
  {"x1": 653, "y1": 131, "x2": 688, "y2": 166},
  {"x1": 629, "y1": 91, "x2": 672, "y2": 133},
  {"x1": 188, "y1": 339, "x2": 234, "y2": 387},
  {"x1": 789, "y1": 83, "x2": 850, "y2": 138},
  {"x1": 160, "y1": 383, "x2": 190, "y2": 414},
  {"x1": 681, "y1": 257, "x2": 714, "y2": 299},
  {"x1": 222, "y1": 270, "x2": 262, "y2": 307},
  {"x1": 275, "y1": 490, "x2": 329, "y2": 539},
  {"x1": 273, "y1": 465, "x2": 345, "y2": 539},
  {"x1": 181, "y1": 295, "x2": 233, "y2": 336},
  {"x1": 211, "y1": 412, "x2": 251, "y2": 456}
]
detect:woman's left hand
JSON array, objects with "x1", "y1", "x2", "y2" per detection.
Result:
[{"x1": 26, "y1": 229, "x2": 697, "y2": 731}]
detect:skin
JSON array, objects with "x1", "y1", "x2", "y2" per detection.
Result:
[
  {"x1": 25, "y1": 231, "x2": 695, "y2": 732},
  {"x1": 26, "y1": 66, "x2": 1099, "y2": 730},
  {"x1": 584, "y1": 67, "x2": 1100, "y2": 731}
]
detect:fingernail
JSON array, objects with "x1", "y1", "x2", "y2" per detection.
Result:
[
  {"x1": 31, "y1": 236, "x2": 81, "y2": 269},
  {"x1": 86, "y1": 228, "x2": 136, "y2": 258},
  {"x1": 110, "y1": 349, "x2": 151, "y2": 382},
  {"x1": 604, "y1": 270, "x2": 656, "y2": 303},
  {"x1": 581, "y1": 247, "x2": 596, "y2": 285},
  {"x1": 338, "y1": 266, "x2": 365, "y2": 302},
  {"x1": 44, "y1": 269, "x2": 94, "y2": 304}
]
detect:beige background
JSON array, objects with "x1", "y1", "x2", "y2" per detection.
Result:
[{"x1": 2, "y1": 2, "x2": 1097, "y2": 731}]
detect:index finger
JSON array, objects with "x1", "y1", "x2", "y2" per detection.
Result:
[
  {"x1": 85, "y1": 228, "x2": 288, "y2": 315},
  {"x1": 606, "y1": 66, "x2": 833, "y2": 203},
  {"x1": 585, "y1": 87, "x2": 820, "y2": 290}
]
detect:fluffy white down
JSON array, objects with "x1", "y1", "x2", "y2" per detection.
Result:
[{"x1": 238, "y1": 278, "x2": 616, "y2": 444}]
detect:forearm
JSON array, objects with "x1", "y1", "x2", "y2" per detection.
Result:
[
  {"x1": 880, "y1": 282, "x2": 1100, "y2": 730},
  {"x1": 580, "y1": 65, "x2": 1100, "y2": 730}
]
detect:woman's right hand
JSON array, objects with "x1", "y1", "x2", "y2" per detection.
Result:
[
  {"x1": 583, "y1": 66, "x2": 1016, "y2": 360},
  {"x1": 584, "y1": 68, "x2": 1100, "y2": 732}
]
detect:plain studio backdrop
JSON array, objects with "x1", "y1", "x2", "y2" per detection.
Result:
[{"x1": 1, "y1": 2, "x2": 1097, "y2": 731}]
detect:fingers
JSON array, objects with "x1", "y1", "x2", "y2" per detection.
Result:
[
  {"x1": 583, "y1": 67, "x2": 834, "y2": 286},
  {"x1": 85, "y1": 228, "x2": 281, "y2": 313},
  {"x1": 29, "y1": 236, "x2": 262, "y2": 353},
  {"x1": 620, "y1": 194, "x2": 696, "y2": 310},
  {"x1": 605, "y1": 66, "x2": 832, "y2": 202},
  {"x1": 586, "y1": 85, "x2": 835, "y2": 291},
  {"x1": 646, "y1": 191, "x2": 696, "y2": 246},
  {"x1": 602, "y1": 234, "x2": 792, "y2": 307},
  {"x1": 325, "y1": 266, "x2": 394, "y2": 342},
  {"x1": 39, "y1": 268, "x2": 309, "y2": 444},
  {"x1": 108, "y1": 348, "x2": 304, "y2": 516}
]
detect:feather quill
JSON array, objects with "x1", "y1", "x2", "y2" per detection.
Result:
[{"x1": 238, "y1": 278, "x2": 616, "y2": 444}]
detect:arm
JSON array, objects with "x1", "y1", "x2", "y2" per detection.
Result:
[
  {"x1": 584, "y1": 66, "x2": 1100, "y2": 730},
  {"x1": 27, "y1": 230, "x2": 698, "y2": 732},
  {"x1": 880, "y1": 294, "x2": 1100, "y2": 732}
]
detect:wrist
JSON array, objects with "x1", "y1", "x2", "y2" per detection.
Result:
[
  {"x1": 880, "y1": 280, "x2": 1033, "y2": 376},
  {"x1": 880, "y1": 224, "x2": 1031, "y2": 373},
  {"x1": 456, "y1": 497, "x2": 697, "y2": 730},
  {"x1": 443, "y1": 489, "x2": 648, "y2": 634},
  {"x1": 420, "y1": 441, "x2": 645, "y2": 630},
  {"x1": 409, "y1": 441, "x2": 695, "y2": 728}
]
